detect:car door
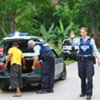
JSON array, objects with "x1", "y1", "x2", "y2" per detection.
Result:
[{"x1": 52, "y1": 50, "x2": 64, "y2": 77}]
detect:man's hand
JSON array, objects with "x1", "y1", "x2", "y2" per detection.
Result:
[
  {"x1": 32, "y1": 66, "x2": 35, "y2": 70},
  {"x1": 4, "y1": 64, "x2": 7, "y2": 70},
  {"x1": 70, "y1": 31, "x2": 75, "y2": 39},
  {"x1": 23, "y1": 66, "x2": 26, "y2": 70},
  {"x1": 97, "y1": 58, "x2": 100, "y2": 66}
]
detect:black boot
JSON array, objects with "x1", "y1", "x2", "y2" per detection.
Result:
[
  {"x1": 86, "y1": 95, "x2": 91, "y2": 100},
  {"x1": 36, "y1": 90, "x2": 48, "y2": 94},
  {"x1": 79, "y1": 93, "x2": 85, "y2": 97},
  {"x1": 47, "y1": 89, "x2": 54, "y2": 93}
]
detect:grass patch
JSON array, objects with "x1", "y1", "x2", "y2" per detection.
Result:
[
  {"x1": 98, "y1": 48, "x2": 100, "y2": 52},
  {"x1": 64, "y1": 59, "x2": 75, "y2": 65},
  {"x1": 50, "y1": 44, "x2": 75, "y2": 65}
]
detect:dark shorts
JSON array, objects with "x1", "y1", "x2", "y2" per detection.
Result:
[{"x1": 10, "y1": 64, "x2": 23, "y2": 89}]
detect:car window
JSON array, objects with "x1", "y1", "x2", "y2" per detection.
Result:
[
  {"x1": 3, "y1": 39, "x2": 34, "y2": 54},
  {"x1": 18, "y1": 40, "x2": 33, "y2": 53}
]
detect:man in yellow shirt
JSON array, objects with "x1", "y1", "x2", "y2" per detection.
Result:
[{"x1": 5, "y1": 42, "x2": 26, "y2": 97}]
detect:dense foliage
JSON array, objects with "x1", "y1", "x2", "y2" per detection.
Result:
[{"x1": 0, "y1": 0, "x2": 100, "y2": 44}]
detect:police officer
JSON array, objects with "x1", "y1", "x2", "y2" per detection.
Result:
[
  {"x1": 70, "y1": 27, "x2": 100, "y2": 100},
  {"x1": 28, "y1": 40, "x2": 55, "y2": 94}
]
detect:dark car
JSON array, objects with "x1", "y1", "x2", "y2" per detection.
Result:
[
  {"x1": 60, "y1": 39, "x2": 79, "y2": 60},
  {"x1": 0, "y1": 35, "x2": 66, "y2": 91}
]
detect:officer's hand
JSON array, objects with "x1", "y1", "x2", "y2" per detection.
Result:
[
  {"x1": 32, "y1": 66, "x2": 35, "y2": 70},
  {"x1": 70, "y1": 31, "x2": 75, "y2": 39}
]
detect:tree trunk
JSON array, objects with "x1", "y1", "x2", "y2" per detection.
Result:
[
  {"x1": 51, "y1": 0, "x2": 58, "y2": 6},
  {"x1": 0, "y1": 23, "x2": 7, "y2": 37},
  {"x1": 90, "y1": 25, "x2": 97, "y2": 35},
  {"x1": 6, "y1": 12, "x2": 17, "y2": 32},
  {"x1": 9, "y1": 20, "x2": 16, "y2": 32},
  {"x1": 88, "y1": 1, "x2": 98, "y2": 35}
]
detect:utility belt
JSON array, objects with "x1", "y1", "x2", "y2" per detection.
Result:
[
  {"x1": 41, "y1": 51, "x2": 54, "y2": 61},
  {"x1": 77, "y1": 56, "x2": 96, "y2": 64}
]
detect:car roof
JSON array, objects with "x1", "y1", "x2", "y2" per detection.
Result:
[
  {"x1": 2, "y1": 36, "x2": 44, "y2": 43},
  {"x1": 3, "y1": 36, "x2": 39, "y2": 40}
]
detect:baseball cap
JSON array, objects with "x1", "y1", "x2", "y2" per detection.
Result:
[{"x1": 28, "y1": 40, "x2": 35, "y2": 48}]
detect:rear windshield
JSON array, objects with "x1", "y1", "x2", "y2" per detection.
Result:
[{"x1": 3, "y1": 39, "x2": 39, "y2": 54}]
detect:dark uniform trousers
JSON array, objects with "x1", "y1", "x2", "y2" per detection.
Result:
[
  {"x1": 10, "y1": 64, "x2": 23, "y2": 89},
  {"x1": 41, "y1": 56, "x2": 55, "y2": 90},
  {"x1": 78, "y1": 59, "x2": 94, "y2": 96}
]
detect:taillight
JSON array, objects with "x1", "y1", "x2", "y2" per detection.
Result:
[
  {"x1": 0, "y1": 48, "x2": 3, "y2": 54},
  {"x1": 0, "y1": 62, "x2": 7, "y2": 75},
  {"x1": 0, "y1": 48, "x2": 3, "y2": 52},
  {"x1": 0, "y1": 63, "x2": 4, "y2": 70},
  {"x1": 0, "y1": 48, "x2": 3, "y2": 58}
]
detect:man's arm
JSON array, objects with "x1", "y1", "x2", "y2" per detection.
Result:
[
  {"x1": 31, "y1": 45, "x2": 41, "y2": 70},
  {"x1": 32, "y1": 56, "x2": 39, "y2": 70},
  {"x1": 4, "y1": 53, "x2": 12, "y2": 69},
  {"x1": 91, "y1": 39, "x2": 100, "y2": 66},
  {"x1": 70, "y1": 32, "x2": 79, "y2": 46},
  {"x1": 22, "y1": 58, "x2": 26, "y2": 69},
  {"x1": 91, "y1": 39, "x2": 100, "y2": 58}
]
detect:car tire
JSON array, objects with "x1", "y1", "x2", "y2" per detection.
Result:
[
  {"x1": 1, "y1": 86, "x2": 9, "y2": 91},
  {"x1": 59, "y1": 65, "x2": 67, "y2": 80}
]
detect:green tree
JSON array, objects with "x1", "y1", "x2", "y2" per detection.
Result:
[
  {"x1": 0, "y1": 0, "x2": 100, "y2": 39},
  {"x1": 40, "y1": 23, "x2": 55, "y2": 42}
]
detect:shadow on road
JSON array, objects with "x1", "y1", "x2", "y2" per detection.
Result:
[{"x1": 0, "y1": 80, "x2": 61, "y2": 93}]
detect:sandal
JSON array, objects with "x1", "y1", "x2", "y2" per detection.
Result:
[{"x1": 13, "y1": 94, "x2": 22, "y2": 97}]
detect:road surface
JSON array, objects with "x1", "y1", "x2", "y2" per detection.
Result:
[{"x1": 0, "y1": 62, "x2": 100, "y2": 100}]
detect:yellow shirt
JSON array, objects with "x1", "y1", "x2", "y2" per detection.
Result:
[{"x1": 8, "y1": 47, "x2": 24, "y2": 65}]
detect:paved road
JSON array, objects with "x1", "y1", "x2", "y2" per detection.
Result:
[{"x1": 0, "y1": 62, "x2": 100, "y2": 100}]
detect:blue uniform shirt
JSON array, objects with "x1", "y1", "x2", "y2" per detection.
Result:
[
  {"x1": 33, "y1": 45, "x2": 41, "y2": 56},
  {"x1": 70, "y1": 36, "x2": 100, "y2": 58},
  {"x1": 33, "y1": 43, "x2": 51, "y2": 56}
]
